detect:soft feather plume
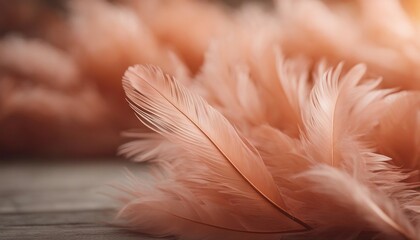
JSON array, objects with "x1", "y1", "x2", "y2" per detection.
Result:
[
  {"x1": 301, "y1": 63, "x2": 419, "y2": 237},
  {"x1": 119, "y1": 65, "x2": 311, "y2": 239}
]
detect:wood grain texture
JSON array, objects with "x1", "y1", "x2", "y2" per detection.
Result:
[{"x1": 0, "y1": 160, "x2": 163, "y2": 240}]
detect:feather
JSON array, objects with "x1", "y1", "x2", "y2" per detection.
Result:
[
  {"x1": 298, "y1": 63, "x2": 419, "y2": 238},
  {"x1": 120, "y1": 65, "x2": 310, "y2": 237},
  {"x1": 300, "y1": 165, "x2": 418, "y2": 240},
  {"x1": 301, "y1": 63, "x2": 393, "y2": 169}
]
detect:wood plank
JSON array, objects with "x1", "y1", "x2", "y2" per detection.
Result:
[
  {"x1": 0, "y1": 160, "x2": 162, "y2": 239},
  {"x1": 0, "y1": 210, "x2": 161, "y2": 240},
  {"x1": 0, "y1": 160, "x2": 145, "y2": 213}
]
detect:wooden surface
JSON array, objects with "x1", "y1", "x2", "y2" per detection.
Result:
[{"x1": 0, "y1": 160, "x2": 160, "y2": 240}]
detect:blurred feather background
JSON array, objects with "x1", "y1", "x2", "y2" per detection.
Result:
[{"x1": 0, "y1": 0, "x2": 227, "y2": 157}]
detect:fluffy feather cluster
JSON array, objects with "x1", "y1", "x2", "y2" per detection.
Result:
[
  {"x1": 116, "y1": 1, "x2": 420, "y2": 239},
  {"x1": 1, "y1": 0, "x2": 419, "y2": 238}
]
